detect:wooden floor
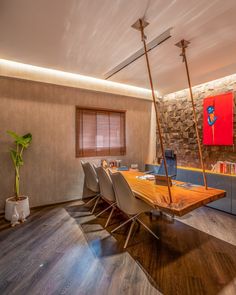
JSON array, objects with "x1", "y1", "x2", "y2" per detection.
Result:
[{"x1": 0, "y1": 200, "x2": 236, "y2": 295}]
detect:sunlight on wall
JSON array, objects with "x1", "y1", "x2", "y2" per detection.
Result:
[{"x1": 165, "y1": 73, "x2": 236, "y2": 100}]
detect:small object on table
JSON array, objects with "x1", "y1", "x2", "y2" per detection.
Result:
[
  {"x1": 117, "y1": 166, "x2": 129, "y2": 171},
  {"x1": 144, "y1": 170, "x2": 154, "y2": 174},
  {"x1": 173, "y1": 182, "x2": 200, "y2": 190},
  {"x1": 101, "y1": 159, "x2": 108, "y2": 169},
  {"x1": 137, "y1": 174, "x2": 155, "y2": 180},
  {"x1": 115, "y1": 160, "x2": 122, "y2": 168},
  {"x1": 109, "y1": 160, "x2": 115, "y2": 168},
  {"x1": 130, "y1": 163, "x2": 139, "y2": 171},
  {"x1": 155, "y1": 175, "x2": 172, "y2": 186}
]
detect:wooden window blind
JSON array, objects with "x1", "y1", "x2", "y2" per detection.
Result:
[{"x1": 76, "y1": 107, "x2": 126, "y2": 157}]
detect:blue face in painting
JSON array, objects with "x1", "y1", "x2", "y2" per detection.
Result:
[
  {"x1": 207, "y1": 106, "x2": 214, "y2": 114},
  {"x1": 207, "y1": 105, "x2": 217, "y2": 126}
]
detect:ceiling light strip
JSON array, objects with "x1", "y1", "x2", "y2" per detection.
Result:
[{"x1": 0, "y1": 59, "x2": 156, "y2": 100}]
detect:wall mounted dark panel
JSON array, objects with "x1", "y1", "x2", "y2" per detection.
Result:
[
  {"x1": 231, "y1": 180, "x2": 236, "y2": 214},
  {"x1": 206, "y1": 174, "x2": 232, "y2": 213}
]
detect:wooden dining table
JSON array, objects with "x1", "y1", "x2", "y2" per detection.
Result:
[{"x1": 118, "y1": 170, "x2": 226, "y2": 217}]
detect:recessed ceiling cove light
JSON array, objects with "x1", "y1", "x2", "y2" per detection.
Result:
[{"x1": 0, "y1": 59, "x2": 158, "y2": 100}]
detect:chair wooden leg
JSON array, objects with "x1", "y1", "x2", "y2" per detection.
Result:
[
  {"x1": 105, "y1": 207, "x2": 115, "y2": 228},
  {"x1": 91, "y1": 196, "x2": 101, "y2": 214},
  {"x1": 124, "y1": 219, "x2": 136, "y2": 248}
]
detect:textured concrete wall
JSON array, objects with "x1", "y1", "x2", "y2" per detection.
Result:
[
  {"x1": 157, "y1": 75, "x2": 236, "y2": 169},
  {"x1": 0, "y1": 76, "x2": 154, "y2": 211}
]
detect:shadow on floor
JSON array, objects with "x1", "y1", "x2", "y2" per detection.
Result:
[{"x1": 66, "y1": 200, "x2": 236, "y2": 295}]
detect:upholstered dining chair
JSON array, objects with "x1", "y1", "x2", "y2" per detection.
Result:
[
  {"x1": 81, "y1": 161, "x2": 100, "y2": 214},
  {"x1": 95, "y1": 167, "x2": 116, "y2": 227},
  {"x1": 109, "y1": 171, "x2": 159, "y2": 248}
]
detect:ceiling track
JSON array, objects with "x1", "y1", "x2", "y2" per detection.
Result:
[{"x1": 104, "y1": 27, "x2": 172, "y2": 80}]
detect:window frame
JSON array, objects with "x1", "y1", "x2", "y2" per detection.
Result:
[{"x1": 75, "y1": 106, "x2": 126, "y2": 158}]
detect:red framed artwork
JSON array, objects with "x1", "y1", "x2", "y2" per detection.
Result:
[{"x1": 203, "y1": 92, "x2": 234, "y2": 146}]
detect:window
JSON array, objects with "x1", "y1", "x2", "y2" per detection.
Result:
[{"x1": 76, "y1": 107, "x2": 126, "y2": 157}]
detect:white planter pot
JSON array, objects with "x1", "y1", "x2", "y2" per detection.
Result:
[{"x1": 5, "y1": 196, "x2": 30, "y2": 221}]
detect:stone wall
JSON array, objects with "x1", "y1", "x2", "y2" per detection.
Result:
[{"x1": 157, "y1": 74, "x2": 236, "y2": 169}]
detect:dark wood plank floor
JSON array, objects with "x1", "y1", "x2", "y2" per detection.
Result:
[{"x1": 0, "y1": 200, "x2": 236, "y2": 295}]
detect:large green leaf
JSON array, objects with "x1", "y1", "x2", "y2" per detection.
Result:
[
  {"x1": 22, "y1": 133, "x2": 32, "y2": 148},
  {"x1": 16, "y1": 154, "x2": 24, "y2": 167},
  {"x1": 9, "y1": 149, "x2": 24, "y2": 167},
  {"x1": 7, "y1": 130, "x2": 21, "y2": 141},
  {"x1": 7, "y1": 131, "x2": 32, "y2": 149}
]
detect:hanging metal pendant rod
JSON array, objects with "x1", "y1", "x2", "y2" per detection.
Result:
[
  {"x1": 175, "y1": 39, "x2": 208, "y2": 190},
  {"x1": 132, "y1": 18, "x2": 173, "y2": 204}
]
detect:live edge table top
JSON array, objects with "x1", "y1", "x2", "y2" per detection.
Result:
[{"x1": 119, "y1": 171, "x2": 226, "y2": 217}]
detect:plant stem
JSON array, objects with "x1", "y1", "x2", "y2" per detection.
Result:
[
  {"x1": 15, "y1": 167, "x2": 20, "y2": 200},
  {"x1": 20, "y1": 146, "x2": 24, "y2": 157}
]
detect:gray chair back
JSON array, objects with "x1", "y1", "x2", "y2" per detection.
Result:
[
  {"x1": 95, "y1": 167, "x2": 115, "y2": 203},
  {"x1": 81, "y1": 161, "x2": 99, "y2": 193},
  {"x1": 109, "y1": 172, "x2": 141, "y2": 215}
]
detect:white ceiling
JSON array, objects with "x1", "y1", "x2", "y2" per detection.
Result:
[{"x1": 1, "y1": 0, "x2": 236, "y2": 95}]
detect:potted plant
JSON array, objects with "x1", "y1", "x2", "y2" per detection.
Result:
[{"x1": 5, "y1": 131, "x2": 32, "y2": 223}]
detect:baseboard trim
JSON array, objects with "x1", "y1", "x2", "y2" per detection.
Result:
[
  {"x1": 30, "y1": 198, "x2": 84, "y2": 210},
  {"x1": 0, "y1": 198, "x2": 86, "y2": 220},
  {"x1": 0, "y1": 196, "x2": 97, "y2": 217}
]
